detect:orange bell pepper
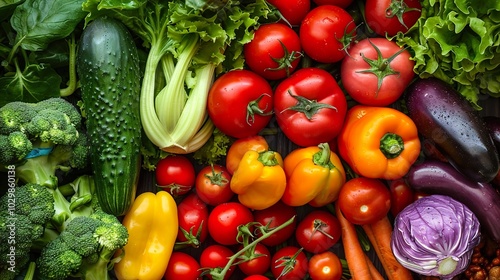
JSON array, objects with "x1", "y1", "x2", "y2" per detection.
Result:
[
  {"x1": 338, "y1": 105, "x2": 421, "y2": 180},
  {"x1": 226, "y1": 135, "x2": 269, "y2": 174},
  {"x1": 282, "y1": 143, "x2": 346, "y2": 207},
  {"x1": 230, "y1": 150, "x2": 286, "y2": 210},
  {"x1": 114, "y1": 191, "x2": 178, "y2": 280}
]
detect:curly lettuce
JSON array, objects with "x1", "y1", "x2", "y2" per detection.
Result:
[{"x1": 394, "y1": 0, "x2": 500, "y2": 108}]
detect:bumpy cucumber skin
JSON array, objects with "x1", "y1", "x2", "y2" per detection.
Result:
[{"x1": 77, "y1": 16, "x2": 141, "y2": 216}]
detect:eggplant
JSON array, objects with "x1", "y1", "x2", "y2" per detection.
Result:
[
  {"x1": 407, "y1": 159, "x2": 500, "y2": 243},
  {"x1": 405, "y1": 78, "x2": 499, "y2": 183},
  {"x1": 484, "y1": 116, "x2": 500, "y2": 151}
]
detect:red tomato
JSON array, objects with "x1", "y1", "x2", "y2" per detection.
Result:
[
  {"x1": 176, "y1": 192, "x2": 209, "y2": 246},
  {"x1": 155, "y1": 155, "x2": 196, "y2": 196},
  {"x1": 207, "y1": 202, "x2": 254, "y2": 245},
  {"x1": 308, "y1": 251, "x2": 343, "y2": 280},
  {"x1": 340, "y1": 37, "x2": 415, "y2": 106},
  {"x1": 337, "y1": 177, "x2": 391, "y2": 225},
  {"x1": 300, "y1": 5, "x2": 356, "y2": 63},
  {"x1": 199, "y1": 245, "x2": 234, "y2": 280},
  {"x1": 312, "y1": 0, "x2": 353, "y2": 8},
  {"x1": 271, "y1": 246, "x2": 308, "y2": 280},
  {"x1": 295, "y1": 210, "x2": 341, "y2": 253},
  {"x1": 388, "y1": 178, "x2": 415, "y2": 217},
  {"x1": 253, "y1": 200, "x2": 297, "y2": 247},
  {"x1": 237, "y1": 243, "x2": 271, "y2": 276},
  {"x1": 164, "y1": 252, "x2": 201, "y2": 280},
  {"x1": 207, "y1": 70, "x2": 274, "y2": 139},
  {"x1": 244, "y1": 276, "x2": 270, "y2": 280},
  {"x1": 244, "y1": 23, "x2": 302, "y2": 80},
  {"x1": 274, "y1": 67, "x2": 347, "y2": 147},
  {"x1": 195, "y1": 164, "x2": 234, "y2": 206},
  {"x1": 266, "y1": 0, "x2": 311, "y2": 26},
  {"x1": 365, "y1": 0, "x2": 422, "y2": 37}
]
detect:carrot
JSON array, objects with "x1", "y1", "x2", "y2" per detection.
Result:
[
  {"x1": 364, "y1": 254, "x2": 385, "y2": 280},
  {"x1": 335, "y1": 203, "x2": 373, "y2": 280},
  {"x1": 362, "y1": 216, "x2": 413, "y2": 280}
]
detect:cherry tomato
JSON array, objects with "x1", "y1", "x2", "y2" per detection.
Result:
[
  {"x1": 176, "y1": 192, "x2": 209, "y2": 246},
  {"x1": 244, "y1": 23, "x2": 302, "y2": 81},
  {"x1": 195, "y1": 164, "x2": 234, "y2": 206},
  {"x1": 207, "y1": 69, "x2": 274, "y2": 139},
  {"x1": 340, "y1": 37, "x2": 415, "y2": 106},
  {"x1": 274, "y1": 67, "x2": 347, "y2": 147},
  {"x1": 295, "y1": 210, "x2": 341, "y2": 253},
  {"x1": 237, "y1": 243, "x2": 271, "y2": 276},
  {"x1": 312, "y1": 0, "x2": 354, "y2": 8},
  {"x1": 164, "y1": 251, "x2": 201, "y2": 280},
  {"x1": 365, "y1": 0, "x2": 422, "y2": 37},
  {"x1": 155, "y1": 155, "x2": 196, "y2": 196},
  {"x1": 337, "y1": 177, "x2": 391, "y2": 225},
  {"x1": 207, "y1": 202, "x2": 254, "y2": 245},
  {"x1": 271, "y1": 246, "x2": 308, "y2": 280},
  {"x1": 266, "y1": 0, "x2": 310, "y2": 26},
  {"x1": 308, "y1": 251, "x2": 343, "y2": 280},
  {"x1": 300, "y1": 5, "x2": 356, "y2": 63},
  {"x1": 244, "y1": 276, "x2": 270, "y2": 280},
  {"x1": 253, "y1": 200, "x2": 297, "y2": 247},
  {"x1": 199, "y1": 244, "x2": 234, "y2": 280},
  {"x1": 388, "y1": 178, "x2": 415, "y2": 217}
]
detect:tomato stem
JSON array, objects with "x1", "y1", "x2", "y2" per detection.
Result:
[
  {"x1": 282, "y1": 90, "x2": 338, "y2": 120},
  {"x1": 247, "y1": 93, "x2": 273, "y2": 126},
  {"x1": 385, "y1": 0, "x2": 421, "y2": 29}
]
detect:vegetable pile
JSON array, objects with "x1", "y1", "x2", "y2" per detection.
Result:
[{"x1": 1, "y1": 0, "x2": 500, "y2": 279}]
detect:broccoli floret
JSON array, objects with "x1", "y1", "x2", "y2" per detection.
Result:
[
  {"x1": 37, "y1": 210, "x2": 129, "y2": 280},
  {"x1": 0, "y1": 97, "x2": 89, "y2": 189}
]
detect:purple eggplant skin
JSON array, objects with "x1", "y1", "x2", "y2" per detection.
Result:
[
  {"x1": 405, "y1": 77, "x2": 499, "y2": 183},
  {"x1": 406, "y1": 159, "x2": 500, "y2": 243},
  {"x1": 484, "y1": 116, "x2": 500, "y2": 151}
]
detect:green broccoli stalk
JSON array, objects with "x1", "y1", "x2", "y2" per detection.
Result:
[
  {"x1": 36, "y1": 211, "x2": 129, "y2": 280},
  {"x1": 0, "y1": 98, "x2": 89, "y2": 188}
]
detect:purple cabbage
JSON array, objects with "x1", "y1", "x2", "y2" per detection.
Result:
[{"x1": 391, "y1": 194, "x2": 481, "y2": 279}]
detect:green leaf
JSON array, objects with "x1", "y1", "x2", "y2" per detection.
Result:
[
  {"x1": 10, "y1": 0, "x2": 87, "y2": 51},
  {"x1": 0, "y1": 63, "x2": 61, "y2": 107},
  {"x1": 0, "y1": 0, "x2": 24, "y2": 22}
]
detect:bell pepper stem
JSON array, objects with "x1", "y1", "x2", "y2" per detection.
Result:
[{"x1": 379, "y1": 132, "x2": 404, "y2": 159}]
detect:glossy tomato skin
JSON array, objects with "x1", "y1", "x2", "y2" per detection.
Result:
[
  {"x1": 341, "y1": 37, "x2": 415, "y2": 106},
  {"x1": 365, "y1": 0, "x2": 422, "y2": 37},
  {"x1": 308, "y1": 251, "x2": 343, "y2": 280},
  {"x1": 295, "y1": 210, "x2": 341, "y2": 253},
  {"x1": 253, "y1": 200, "x2": 297, "y2": 247},
  {"x1": 207, "y1": 202, "x2": 254, "y2": 245},
  {"x1": 238, "y1": 243, "x2": 271, "y2": 276},
  {"x1": 300, "y1": 5, "x2": 356, "y2": 63},
  {"x1": 208, "y1": 70, "x2": 274, "y2": 139},
  {"x1": 337, "y1": 177, "x2": 391, "y2": 225},
  {"x1": 271, "y1": 246, "x2": 308, "y2": 280},
  {"x1": 266, "y1": 0, "x2": 310, "y2": 26},
  {"x1": 388, "y1": 178, "x2": 415, "y2": 217},
  {"x1": 312, "y1": 0, "x2": 353, "y2": 8},
  {"x1": 195, "y1": 164, "x2": 234, "y2": 206},
  {"x1": 274, "y1": 68, "x2": 347, "y2": 147},
  {"x1": 176, "y1": 192, "x2": 209, "y2": 245},
  {"x1": 155, "y1": 155, "x2": 196, "y2": 196},
  {"x1": 199, "y1": 245, "x2": 234, "y2": 280},
  {"x1": 244, "y1": 276, "x2": 270, "y2": 280},
  {"x1": 164, "y1": 251, "x2": 201, "y2": 280},
  {"x1": 244, "y1": 23, "x2": 302, "y2": 80}
]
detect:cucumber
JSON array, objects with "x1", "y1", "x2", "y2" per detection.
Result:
[{"x1": 77, "y1": 16, "x2": 141, "y2": 216}]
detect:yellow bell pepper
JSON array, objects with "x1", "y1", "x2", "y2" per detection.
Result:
[
  {"x1": 114, "y1": 191, "x2": 178, "y2": 280},
  {"x1": 230, "y1": 150, "x2": 286, "y2": 210},
  {"x1": 282, "y1": 143, "x2": 346, "y2": 207}
]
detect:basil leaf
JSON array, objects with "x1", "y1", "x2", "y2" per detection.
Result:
[{"x1": 10, "y1": 0, "x2": 86, "y2": 51}]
